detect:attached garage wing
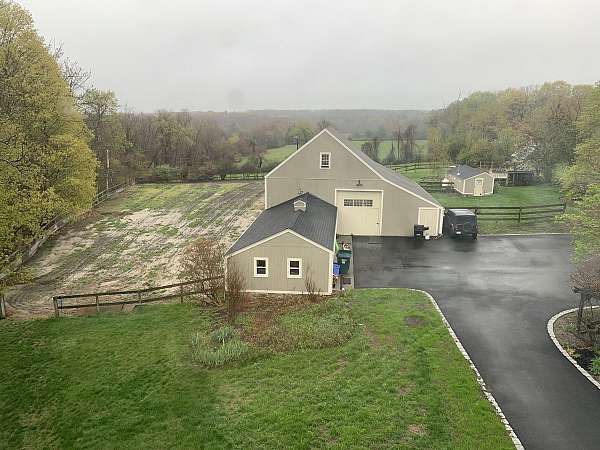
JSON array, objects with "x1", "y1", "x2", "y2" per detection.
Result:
[{"x1": 335, "y1": 190, "x2": 382, "y2": 236}]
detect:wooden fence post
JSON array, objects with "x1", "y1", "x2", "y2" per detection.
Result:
[
  {"x1": 137, "y1": 291, "x2": 142, "y2": 306},
  {"x1": 0, "y1": 293, "x2": 6, "y2": 319},
  {"x1": 518, "y1": 207, "x2": 522, "y2": 223},
  {"x1": 95, "y1": 295, "x2": 100, "y2": 314},
  {"x1": 53, "y1": 297, "x2": 59, "y2": 318},
  {"x1": 180, "y1": 284, "x2": 184, "y2": 303}
]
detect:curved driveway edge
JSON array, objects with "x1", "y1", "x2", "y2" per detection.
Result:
[
  {"x1": 353, "y1": 235, "x2": 600, "y2": 449},
  {"x1": 547, "y1": 308, "x2": 600, "y2": 390},
  {"x1": 414, "y1": 288, "x2": 524, "y2": 449}
]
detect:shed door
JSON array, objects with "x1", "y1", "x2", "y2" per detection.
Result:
[
  {"x1": 418, "y1": 207, "x2": 440, "y2": 236},
  {"x1": 474, "y1": 178, "x2": 484, "y2": 196},
  {"x1": 336, "y1": 190, "x2": 382, "y2": 236}
]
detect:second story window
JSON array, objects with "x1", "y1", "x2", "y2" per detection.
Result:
[{"x1": 320, "y1": 152, "x2": 331, "y2": 169}]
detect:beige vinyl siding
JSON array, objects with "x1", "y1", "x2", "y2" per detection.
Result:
[
  {"x1": 266, "y1": 131, "x2": 442, "y2": 236},
  {"x1": 226, "y1": 232, "x2": 331, "y2": 294},
  {"x1": 448, "y1": 172, "x2": 494, "y2": 195},
  {"x1": 448, "y1": 173, "x2": 466, "y2": 194},
  {"x1": 463, "y1": 173, "x2": 494, "y2": 195}
]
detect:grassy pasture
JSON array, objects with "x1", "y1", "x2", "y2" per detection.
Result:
[
  {"x1": 397, "y1": 165, "x2": 567, "y2": 234},
  {"x1": 349, "y1": 139, "x2": 428, "y2": 162},
  {"x1": 430, "y1": 184, "x2": 567, "y2": 234},
  {"x1": 4, "y1": 182, "x2": 264, "y2": 319},
  {"x1": 245, "y1": 139, "x2": 429, "y2": 170},
  {"x1": 0, "y1": 289, "x2": 513, "y2": 449}
]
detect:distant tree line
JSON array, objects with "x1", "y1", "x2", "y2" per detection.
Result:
[
  {"x1": 427, "y1": 82, "x2": 591, "y2": 182},
  {"x1": 426, "y1": 80, "x2": 600, "y2": 279}
]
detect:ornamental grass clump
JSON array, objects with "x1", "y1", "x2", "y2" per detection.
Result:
[{"x1": 191, "y1": 326, "x2": 250, "y2": 368}]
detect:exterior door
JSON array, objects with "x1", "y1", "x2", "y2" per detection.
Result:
[
  {"x1": 418, "y1": 207, "x2": 440, "y2": 236},
  {"x1": 336, "y1": 190, "x2": 382, "y2": 235},
  {"x1": 474, "y1": 178, "x2": 484, "y2": 196}
]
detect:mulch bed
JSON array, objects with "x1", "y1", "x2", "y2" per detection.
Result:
[{"x1": 553, "y1": 309, "x2": 600, "y2": 382}]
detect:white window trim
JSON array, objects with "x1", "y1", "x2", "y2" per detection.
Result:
[
  {"x1": 253, "y1": 257, "x2": 269, "y2": 278},
  {"x1": 319, "y1": 152, "x2": 331, "y2": 169},
  {"x1": 287, "y1": 258, "x2": 302, "y2": 279}
]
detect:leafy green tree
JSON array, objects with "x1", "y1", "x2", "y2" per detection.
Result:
[
  {"x1": 560, "y1": 83, "x2": 600, "y2": 259},
  {"x1": 287, "y1": 122, "x2": 315, "y2": 145},
  {"x1": 428, "y1": 81, "x2": 584, "y2": 176},
  {"x1": 0, "y1": 1, "x2": 96, "y2": 266},
  {"x1": 81, "y1": 89, "x2": 130, "y2": 190},
  {"x1": 561, "y1": 186, "x2": 600, "y2": 259},
  {"x1": 427, "y1": 127, "x2": 449, "y2": 164},
  {"x1": 561, "y1": 83, "x2": 600, "y2": 199}
]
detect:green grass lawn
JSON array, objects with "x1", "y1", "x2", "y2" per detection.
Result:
[
  {"x1": 249, "y1": 139, "x2": 429, "y2": 169},
  {"x1": 432, "y1": 184, "x2": 564, "y2": 207},
  {"x1": 0, "y1": 289, "x2": 513, "y2": 449},
  {"x1": 237, "y1": 144, "x2": 297, "y2": 169},
  {"x1": 350, "y1": 139, "x2": 428, "y2": 162},
  {"x1": 431, "y1": 184, "x2": 567, "y2": 234}
]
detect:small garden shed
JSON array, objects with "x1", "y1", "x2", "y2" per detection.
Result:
[
  {"x1": 224, "y1": 193, "x2": 336, "y2": 295},
  {"x1": 447, "y1": 165, "x2": 495, "y2": 196}
]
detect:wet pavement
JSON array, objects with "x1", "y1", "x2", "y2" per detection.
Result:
[{"x1": 353, "y1": 234, "x2": 600, "y2": 450}]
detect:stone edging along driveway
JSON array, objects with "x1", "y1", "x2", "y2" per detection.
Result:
[
  {"x1": 547, "y1": 308, "x2": 600, "y2": 391},
  {"x1": 412, "y1": 289, "x2": 524, "y2": 450}
]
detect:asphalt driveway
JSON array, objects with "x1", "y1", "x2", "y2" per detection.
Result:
[{"x1": 353, "y1": 235, "x2": 600, "y2": 450}]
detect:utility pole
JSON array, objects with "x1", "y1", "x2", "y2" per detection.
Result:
[{"x1": 105, "y1": 147, "x2": 110, "y2": 192}]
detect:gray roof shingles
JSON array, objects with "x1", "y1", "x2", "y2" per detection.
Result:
[
  {"x1": 226, "y1": 193, "x2": 336, "y2": 255},
  {"x1": 334, "y1": 132, "x2": 442, "y2": 207},
  {"x1": 447, "y1": 164, "x2": 488, "y2": 179}
]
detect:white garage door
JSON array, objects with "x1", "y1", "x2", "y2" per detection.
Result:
[{"x1": 336, "y1": 190, "x2": 382, "y2": 236}]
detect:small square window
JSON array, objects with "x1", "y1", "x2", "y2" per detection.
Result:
[
  {"x1": 287, "y1": 258, "x2": 302, "y2": 278},
  {"x1": 344, "y1": 199, "x2": 352, "y2": 207},
  {"x1": 320, "y1": 152, "x2": 331, "y2": 169},
  {"x1": 254, "y1": 258, "x2": 268, "y2": 277}
]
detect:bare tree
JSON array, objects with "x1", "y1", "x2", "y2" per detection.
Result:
[
  {"x1": 49, "y1": 40, "x2": 91, "y2": 105},
  {"x1": 403, "y1": 124, "x2": 417, "y2": 161},
  {"x1": 180, "y1": 239, "x2": 226, "y2": 305},
  {"x1": 225, "y1": 262, "x2": 247, "y2": 324},
  {"x1": 393, "y1": 125, "x2": 404, "y2": 161},
  {"x1": 317, "y1": 119, "x2": 332, "y2": 131},
  {"x1": 572, "y1": 254, "x2": 600, "y2": 297}
]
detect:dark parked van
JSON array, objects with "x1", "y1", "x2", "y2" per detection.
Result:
[{"x1": 443, "y1": 209, "x2": 478, "y2": 239}]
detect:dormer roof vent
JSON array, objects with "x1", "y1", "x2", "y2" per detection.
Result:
[{"x1": 294, "y1": 199, "x2": 306, "y2": 212}]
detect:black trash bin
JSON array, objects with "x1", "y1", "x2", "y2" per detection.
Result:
[{"x1": 414, "y1": 224, "x2": 429, "y2": 238}]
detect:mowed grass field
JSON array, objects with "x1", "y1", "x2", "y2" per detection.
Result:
[
  {"x1": 398, "y1": 166, "x2": 568, "y2": 233},
  {"x1": 252, "y1": 139, "x2": 429, "y2": 169},
  {"x1": 350, "y1": 139, "x2": 428, "y2": 161},
  {"x1": 4, "y1": 182, "x2": 264, "y2": 319},
  {"x1": 0, "y1": 289, "x2": 513, "y2": 449}
]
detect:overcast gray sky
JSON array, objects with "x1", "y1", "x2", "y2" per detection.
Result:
[{"x1": 19, "y1": 0, "x2": 600, "y2": 112}]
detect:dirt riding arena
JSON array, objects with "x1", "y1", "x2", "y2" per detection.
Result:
[{"x1": 5, "y1": 182, "x2": 264, "y2": 319}]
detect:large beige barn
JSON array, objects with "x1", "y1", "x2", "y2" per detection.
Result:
[{"x1": 225, "y1": 128, "x2": 444, "y2": 294}]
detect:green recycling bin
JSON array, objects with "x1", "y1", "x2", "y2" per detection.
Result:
[{"x1": 337, "y1": 251, "x2": 352, "y2": 275}]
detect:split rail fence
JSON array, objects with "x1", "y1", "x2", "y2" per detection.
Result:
[
  {"x1": 447, "y1": 203, "x2": 567, "y2": 222},
  {"x1": 136, "y1": 172, "x2": 265, "y2": 184},
  {"x1": 1, "y1": 182, "x2": 129, "y2": 281},
  {"x1": 52, "y1": 276, "x2": 222, "y2": 318}
]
